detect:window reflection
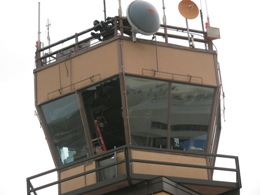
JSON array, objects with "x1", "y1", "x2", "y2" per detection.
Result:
[
  {"x1": 171, "y1": 83, "x2": 214, "y2": 151},
  {"x1": 40, "y1": 75, "x2": 215, "y2": 163},
  {"x1": 41, "y1": 94, "x2": 89, "y2": 164},
  {"x1": 126, "y1": 76, "x2": 168, "y2": 148},
  {"x1": 126, "y1": 75, "x2": 215, "y2": 152}
]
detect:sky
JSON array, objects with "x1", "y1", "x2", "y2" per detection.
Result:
[{"x1": 0, "y1": 0, "x2": 259, "y2": 194}]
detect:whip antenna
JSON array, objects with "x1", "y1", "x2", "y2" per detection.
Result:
[
  {"x1": 103, "y1": 0, "x2": 107, "y2": 20},
  {"x1": 37, "y1": 2, "x2": 41, "y2": 50}
]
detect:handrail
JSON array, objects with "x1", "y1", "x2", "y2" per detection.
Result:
[
  {"x1": 35, "y1": 17, "x2": 213, "y2": 69},
  {"x1": 27, "y1": 145, "x2": 241, "y2": 195},
  {"x1": 47, "y1": 74, "x2": 101, "y2": 100},
  {"x1": 142, "y1": 68, "x2": 203, "y2": 84}
]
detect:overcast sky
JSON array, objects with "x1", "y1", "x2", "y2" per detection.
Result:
[{"x1": 0, "y1": 0, "x2": 259, "y2": 194}]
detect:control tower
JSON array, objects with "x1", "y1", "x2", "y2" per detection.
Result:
[{"x1": 27, "y1": 1, "x2": 241, "y2": 194}]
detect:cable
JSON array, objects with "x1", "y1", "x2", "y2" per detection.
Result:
[{"x1": 212, "y1": 43, "x2": 226, "y2": 122}]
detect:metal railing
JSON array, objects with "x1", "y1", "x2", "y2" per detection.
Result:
[
  {"x1": 35, "y1": 17, "x2": 213, "y2": 69},
  {"x1": 27, "y1": 145, "x2": 241, "y2": 195}
]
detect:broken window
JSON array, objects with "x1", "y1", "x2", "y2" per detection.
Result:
[{"x1": 81, "y1": 77, "x2": 126, "y2": 153}]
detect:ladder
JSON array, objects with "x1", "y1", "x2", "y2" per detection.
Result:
[{"x1": 92, "y1": 120, "x2": 107, "y2": 152}]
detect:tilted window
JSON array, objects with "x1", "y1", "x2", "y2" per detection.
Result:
[
  {"x1": 41, "y1": 94, "x2": 90, "y2": 165},
  {"x1": 126, "y1": 75, "x2": 215, "y2": 152}
]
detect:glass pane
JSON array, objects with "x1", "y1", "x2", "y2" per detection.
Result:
[
  {"x1": 41, "y1": 94, "x2": 90, "y2": 164},
  {"x1": 170, "y1": 83, "x2": 215, "y2": 152},
  {"x1": 126, "y1": 76, "x2": 169, "y2": 148},
  {"x1": 82, "y1": 77, "x2": 125, "y2": 152},
  {"x1": 210, "y1": 105, "x2": 221, "y2": 154}
]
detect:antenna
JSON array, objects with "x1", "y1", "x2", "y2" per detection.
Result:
[
  {"x1": 178, "y1": 0, "x2": 199, "y2": 47},
  {"x1": 46, "y1": 19, "x2": 51, "y2": 48},
  {"x1": 126, "y1": 0, "x2": 160, "y2": 42},
  {"x1": 178, "y1": 0, "x2": 199, "y2": 19},
  {"x1": 37, "y1": 2, "x2": 41, "y2": 50},
  {"x1": 162, "y1": 0, "x2": 167, "y2": 25},
  {"x1": 205, "y1": 0, "x2": 210, "y2": 26},
  {"x1": 46, "y1": 19, "x2": 51, "y2": 63},
  {"x1": 162, "y1": 0, "x2": 168, "y2": 43},
  {"x1": 199, "y1": 0, "x2": 205, "y2": 32},
  {"x1": 118, "y1": 0, "x2": 122, "y2": 17},
  {"x1": 103, "y1": 0, "x2": 107, "y2": 21}
]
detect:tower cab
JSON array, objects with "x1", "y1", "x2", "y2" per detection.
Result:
[{"x1": 27, "y1": 1, "x2": 241, "y2": 195}]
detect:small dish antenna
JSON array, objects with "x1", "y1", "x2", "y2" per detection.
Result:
[
  {"x1": 178, "y1": 0, "x2": 199, "y2": 47},
  {"x1": 126, "y1": 0, "x2": 160, "y2": 41},
  {"x1": 178, "y1": 0, "x2": 199, "y2": 19}
]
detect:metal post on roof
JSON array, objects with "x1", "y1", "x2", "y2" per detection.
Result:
[
  {"x1": 38, "y1": 2, "x2": 41, "y2": 50},
  {"x1": 103, "y1": 0, "x2": 107, "y2": 21}
]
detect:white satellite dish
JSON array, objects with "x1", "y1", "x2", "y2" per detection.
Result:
[{"x1": 126, "y1": 0, "x2": 160, "y2": 36}]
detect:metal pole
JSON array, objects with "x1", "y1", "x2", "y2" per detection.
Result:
[
  {"x1": 46, "y1": 19, "x2": 51, "y2": 63},
  {"x1": 103, "y1": 0, "x2": 107, "y2": 21},
  {"x1": 185, "y1": 18, "x2": 191, "y2": 46},
  {"x1": 162, "y1": 0, "x2": 168, "y2": 43},
  {"x1": 46, "y1": 19, "x2": 51, "y2": 47},
  {"x1": 205, "y1": 0, "x2": 210, "y2": 26},
  {"x1": 200, "y1": 10, "x2": 205, "y2": 32},
  {"x1": 118, "y1": 0, "x2": 122, "y2": 17},
  {"x1": 38, "y1": 2, "x2": 41, "y2": 50},
  {"x1": 199, "y1": 0, "x2": 205, "y2": 31},
  {"x1": 162, "y1": 0, "x2": 166, "y2": 25}
]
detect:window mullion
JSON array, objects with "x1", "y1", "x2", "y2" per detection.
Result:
[
  {"x1": 76, "y1": 91, "x2": 94, "y2": 156},
  {"x1": 167, "y1": 82, "x2": 172, "y2": 149}
]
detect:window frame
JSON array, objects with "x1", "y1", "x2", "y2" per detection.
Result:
[
  {"x1": 124, "y1": 74, "x2": 217, "y2": 152},
  {"x1": 39, "y1": 93, "x2": 92, "y2": 166}
]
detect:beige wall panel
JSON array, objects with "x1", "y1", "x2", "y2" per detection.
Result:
[
  {"x1": 36, "y1": 65, "x2": 60, "y2": 104},
  {"x1": 60, "y1": 162, "x2": 96, "y2": 194},
  {"x1": 59, "y1": 61, "x2": 72, "y2": 90},
  {"x1": 71, "y1": 42, "x2": 119, "y2": 90},
  {"x1": 36, "y1": 41, "x2": 119, "y2": 104},
  {"x1": 155, "y1": 192, "x2": 170, "y2": 195},
  {"x1": 85, "y1": 161, "x2": 97, "y2": 186},
  {"x1": 132, "y1": 163, "x2": 208, "y2": 179},
  {"x1": 60, "y1": 165, "x2": 86, "y2": 194},
  {"x1": 122, "y1": 40, "x2": 158, "y2": 73},
  {"x1": 131, "y1": 150, "x2": 208, "y2": 180},
  {"x1": 157, "y1": 47, "x2": 217, "y2": 85},
  {"x1": 117, "y1": 152, "x2": 126, "y2": 176},
  {"x1": 122, "y1": 40, "x2": 217, "y2": 86}
]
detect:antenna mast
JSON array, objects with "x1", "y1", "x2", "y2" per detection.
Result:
[
  {"x1": 199, "y1": 0, "x2": 205, "y2": 31},
  {"x1": 162, "y1": 0, "x2": 167, "y2": 25},
  {"x1": 46, "y1": 19, "x2": 51, "y2": 48},
  {"x1": 46, "y1": 19, "x2": 51, "y2": 63},
  {"x1": 118, "y1": 0, "x2": 122, "y2": 17},
  {"x1": 162, "y1": 0, "x2": 168, "y2": 43},
  {"x1": 37, "y1": 2, "x2": 41, "y2": 50},
  {"x1": 178, "y1": 0, "x2": 199, "y2": 48},
  {"x1": 103, "y1": 0, "x2": 107, "y2": 21},
  {"x1": 205, "y1": 0, "x2": 210, "y2": 26}
]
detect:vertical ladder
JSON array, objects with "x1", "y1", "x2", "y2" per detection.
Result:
[{"x1": 93, "y1": 120, "x2": 107, "y2": 151}]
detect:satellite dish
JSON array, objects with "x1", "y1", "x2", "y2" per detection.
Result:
[
  {"x1": 126, "y1": 0, "x2": 160, "y2": 35},
  {"x1": 178, "y1": 0, "x2": 199, "y2": 19}
]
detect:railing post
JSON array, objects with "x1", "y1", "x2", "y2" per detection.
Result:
[
  {"x1": 75, "y1": 33, "x2": 79, "y2": 52},
  {"x1": 26, "y1": 178, "x2": 38, "y2": 195},
  {"x1": 35, "y1": 50, "x2": 42, "y2": 68},
  {"x1": 235, "y1": 157, "x2": 242, "y2": 189},
  {"x1": 125, "y1": 146, "x2": 132, "y2": 186},
  {"x1": 26, "y1": 179, "x2": 30, "y2": 195}
]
